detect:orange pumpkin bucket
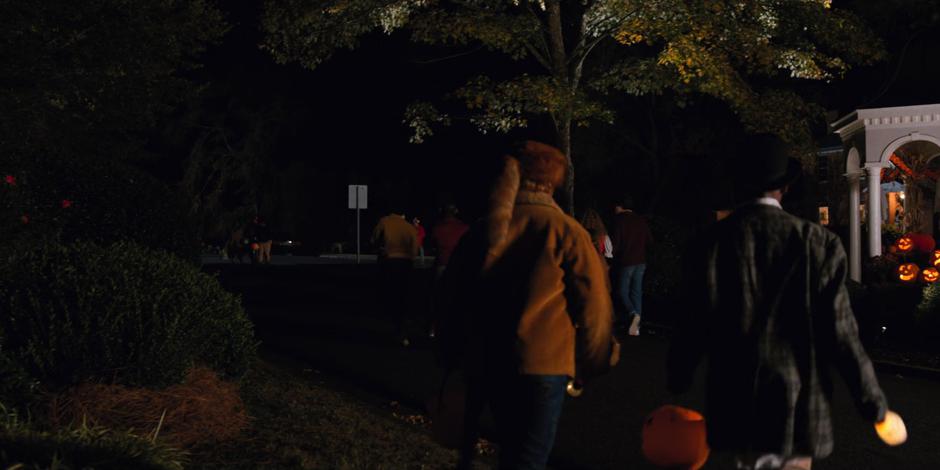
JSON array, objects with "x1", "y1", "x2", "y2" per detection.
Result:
[{"x1": 642, "y1": 405, "x2": 710, "y2": 470}]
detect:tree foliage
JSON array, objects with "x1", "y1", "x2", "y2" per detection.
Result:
[
  {"x1": 0, "y1": 0, "x2": 228, "y2": 159},
  {"x1": 263, "y1": 0, "x2": 883, "y2": 210}
]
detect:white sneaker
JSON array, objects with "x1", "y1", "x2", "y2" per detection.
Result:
[{"x1": 628, "y1": 314, "x2": 641, "y2": 336}]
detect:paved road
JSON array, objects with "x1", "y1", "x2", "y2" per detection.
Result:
[{"x1": 211, "y1": 263, "x2": 940, "y2": 470}]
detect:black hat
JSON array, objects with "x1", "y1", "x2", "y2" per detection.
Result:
[{"x1": 732, "y1": 133, "x2": 802, "y2": 199}]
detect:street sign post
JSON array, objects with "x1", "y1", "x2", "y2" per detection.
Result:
[{"x1": 348, "y1": 185, "x2": 368, "y2": 263}]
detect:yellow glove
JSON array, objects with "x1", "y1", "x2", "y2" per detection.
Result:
[{"x1": 874, "y1": 410, "x2": 907, "y2": 446}]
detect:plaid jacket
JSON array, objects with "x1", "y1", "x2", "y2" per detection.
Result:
[{"x1": 667, "y1": 203, "x2": 887, "y2": 458}]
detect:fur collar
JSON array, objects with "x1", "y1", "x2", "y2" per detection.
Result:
[{"x1": 515, "y1": 190, "x2": 562, "y2": 211}]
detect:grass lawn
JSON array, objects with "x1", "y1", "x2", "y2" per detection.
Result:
[{"x1": 187, "y1": 354, "x2": 489, "y2": 469}]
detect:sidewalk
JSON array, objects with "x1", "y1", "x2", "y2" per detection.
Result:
[{"x1": 215, "y1": 263, "x2": 938, "y2": 469}]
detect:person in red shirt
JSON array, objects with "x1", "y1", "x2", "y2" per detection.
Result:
[
  {"x1": 429, "y1": 204, "x2": 470, "y2": 277},
  {"x1": 610, "y1": 195, "x2": 653, "y2": 336},
  {"x1": 426, "y1": 204, "x2": 470, "y2": 339}
]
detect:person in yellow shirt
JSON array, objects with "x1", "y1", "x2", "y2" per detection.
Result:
[{"x1": 372, "y1": 209, "x2": 419, "y2": 346}]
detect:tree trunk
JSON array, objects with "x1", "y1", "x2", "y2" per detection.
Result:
[
  {"x1": 557, "y1": 116, "x2": 575, "y2": 214},
  {"x1": 545, "y1": 0, "x2": 575, "y2": 214}
]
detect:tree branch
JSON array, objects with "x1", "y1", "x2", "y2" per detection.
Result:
[{"x1": 410, "y1": 45, "x2": 484, "y2": 64}]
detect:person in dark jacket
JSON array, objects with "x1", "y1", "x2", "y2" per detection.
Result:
[
  {"x1": 667, "y1": 134, "x2": 900, "y2": 470},
  {"x1": 610, "y1": 195, "x2": 653, "y2": 336}
]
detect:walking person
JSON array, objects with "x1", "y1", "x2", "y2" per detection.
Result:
[
  {"x1": 580, "y1": 207, "x2": 613, "y2": 264},
  {"x1": 426, "y1": 204, "x2": 470, "y2": 339},
  {"x1": 372, "y1": 207, "x2": 419, "y2": 346},
  {"x1": 252, "y1": 216, "x2": 273, "y2": 264},
  {"x1": 610, "y1": 195, "x2": 653, "y2": 336},
  {"x1": 428, "y1": 204, "x2": 470, "y2": 279},
  {"x1": 439, "y1": 141, "x2": 617, "y2": 470},
  {"x1": 667, "y1": 134, "x2": 904, "y2": 470}
]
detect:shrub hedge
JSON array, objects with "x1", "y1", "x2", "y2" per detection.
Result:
[
  {"x1": 916, "y1": 282, "x2": 940, "y2": 342},
  {"x1": 0, "y1": 242, "x2": 256, "y2": 391}
]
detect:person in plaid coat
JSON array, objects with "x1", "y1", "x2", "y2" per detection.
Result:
[{"x1": 667, "y1": 134, "x2": 892, "y2": 470}]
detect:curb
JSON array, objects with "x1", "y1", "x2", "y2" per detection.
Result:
[{"x1": 872, "y1": 360, "x2": 940, "y2": 382}]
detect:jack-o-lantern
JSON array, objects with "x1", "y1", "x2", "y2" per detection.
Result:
[
  {"x1": 895, "y1": 236, "x2": 914, "y2": 253},
  {"x1": 931, "y1": 250, "x2": 940, "y2": 267},
  {"x1": 875, "y1": 410, "x2": 908, "y2": 446},
  {"x1": 922, "y1": 267, "x2": 939, "y2": 283},
  {"x1": 642, "y1": 405, "x2": 710, "y2": 470},
  {"x1": 898, "y1": 263, "x2": 920, "y2": 282}
]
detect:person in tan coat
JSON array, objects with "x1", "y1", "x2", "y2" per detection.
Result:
[{"x1": 439, "y1": 141, "x2": 616, "y2": 469}]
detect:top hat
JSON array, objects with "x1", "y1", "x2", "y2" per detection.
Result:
[{"x1": 732, "y1": 133, "x2": 802, "y2": 198}]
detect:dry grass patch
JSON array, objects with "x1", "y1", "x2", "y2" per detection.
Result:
[{"x1": 49, "y1": 366, "x2": 248, "y2": 448}]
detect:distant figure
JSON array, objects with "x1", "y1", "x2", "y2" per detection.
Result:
[
  {"x1": 668, "y1": 134, "x2": 897, "y2": 470},
  {"x1": 372, "y1": 209, "x2": 419, "y2": 346},
  {"x1": 429, "y1": 204, "x2": 470, "y2": 278},
  {"x1": 440, "y1": 141, "x2": 617, "y2": 470},
  {"x1": 224, "y1": 225, "x2": 251, "y2": 264},
  {"x1": 580, "y1": 208, "x2": 613, "y2": 264},
  {"x1": 610, "y1": 195, "x2": 653, "y2": 336},
  {"x1": 413, "y1": 216, "x2": 427, "y2": 264},
  {"x1": 251, "y1": 216, "x2": 273, "y2": 264}
]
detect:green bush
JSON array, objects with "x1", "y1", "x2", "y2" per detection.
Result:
[
  {"x1": 0, "y1": 153, "x2": 200, "y2": 263},
  {"x1": 916, "y1": 283, "x2": 940, "y2": 341},
  {"x1": 0, "y1": 405, "x2": 185, "y2": 470},
  {"x1": 0, "y1": 242, "x2": 256, "y2": 391}
]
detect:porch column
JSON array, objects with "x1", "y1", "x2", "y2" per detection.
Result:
[
  {"x1": 866, "y1": 165, "x2": 883, "y2": 258},
  {"x1": 848, "y1": 172, "x2": 862, "y2": 282}
]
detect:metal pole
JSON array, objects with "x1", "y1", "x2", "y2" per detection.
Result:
[{"x1": 356, "y1": 189, "x2": 361, "y2": 264}]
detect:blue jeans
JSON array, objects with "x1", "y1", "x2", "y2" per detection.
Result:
[
  {"x1": 491, "y1": 374, "x2": 568, "y2": 470},
  {"x1": 617, "y1": 264, "x2": 646, "y2": 319}
]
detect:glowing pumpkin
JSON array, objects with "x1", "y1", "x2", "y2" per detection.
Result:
[
  {"x1": 923, "y1": 267, "x2": 939, "y2": 283},
  {"x1": 931, "y1": 250, "x2": 940, "y2": 267},
  {"x1": 642, "y1": 405, "x2": 710, "y2": 470},
  {"x1": 897, "y1": 263, "x2": 919, "y2": 282},
  {"x1": 875, "y1": 410, "x2": 908, "y2": 446},
  {"x1": 895, "y1": 236, "x2": 914, "y2": 253}
]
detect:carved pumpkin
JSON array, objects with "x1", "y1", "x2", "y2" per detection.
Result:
[
  {"x1": 875, "y1": 410, "x2": 908, "y2": 446},
  {"x1": 642, "y1": 405, "x2": 710, "y2": 470},
  {"x1": 898, "y1": 263, "x2": 919, "y2": 282},
  {"x1": 922, "y1": 267, "x2": 939, "y2": 283},
  {"x1": 895, "y1": 236, "x2": 914, "y2": 253},
  {"x1": 931, "y1": 250, "x2": 940, "y2": 267}
]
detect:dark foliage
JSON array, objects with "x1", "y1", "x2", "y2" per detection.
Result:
[
  {"x1": 0, "y1": 242, "x2": 257, "y2": 391},
  {"x1": 1, "y1": 153, "x2": 201, "y2": 264},
  {"x1": 0, "y1": 406, "x2": 184, "y2": 470}
]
